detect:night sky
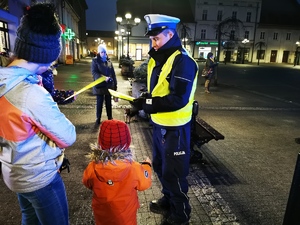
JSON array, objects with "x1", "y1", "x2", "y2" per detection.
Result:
[
  {"x1": 85, "y1": 0, "x2": 117, "y2": 31},
  {"x1": 85, "y1": 0, "x2": 300, "y2": 31}
]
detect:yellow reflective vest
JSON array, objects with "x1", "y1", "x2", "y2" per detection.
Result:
[{"x1": 147, "y1": 49, "x2": 198, "y2": 126}]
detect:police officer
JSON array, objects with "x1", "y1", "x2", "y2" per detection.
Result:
[{"x1": 131, "y1": 14, "x2": 198, "y2": 225}]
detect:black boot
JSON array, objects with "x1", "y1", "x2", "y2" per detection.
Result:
[{"x1": 150, "y1": 197, "x2": 170, "y2": 215}]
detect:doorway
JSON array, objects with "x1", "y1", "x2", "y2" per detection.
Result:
[
  {"x1": 270, "y1": 50, "x2": 277, "y2": 62},
  {"x1": 282, "y1": 51, "x2": 289, "y2": 63},
  {"x1": 136, "y1": 49, "x2": 142, "y2": 61}
]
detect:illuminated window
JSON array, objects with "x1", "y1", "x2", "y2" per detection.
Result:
[
  {"x1": 257, "y1": 50, "x2": 265, "y2": 59},
  {"x1": 0, "y1": 21, "x2": 10, "y2": 53}
]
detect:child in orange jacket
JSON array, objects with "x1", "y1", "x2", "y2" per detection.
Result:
[{"x1": 82, "y1": 119, "x2": 152, "y2": 225}]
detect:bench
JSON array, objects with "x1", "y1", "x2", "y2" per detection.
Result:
[
  {"x1": 193, "y1": 117, "x2": 225, "y2": 147},
  {"x1": 190, "y1": 101, "x2": 225, "y2": 162}
]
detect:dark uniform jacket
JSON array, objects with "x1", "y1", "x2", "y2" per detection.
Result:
[{"x1": 145, "y1": 32, "x2": 198, "y2": 118}]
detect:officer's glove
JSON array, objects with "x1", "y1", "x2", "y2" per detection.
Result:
[
  {"x1": 139, "y1": 92, "x2": 150, "y2": 98},
  {"x1": 143, "y1": 97, "x2": 155, "y2": 114},
  {"x1": 130, "y1": 97, "x2": 145, "y2": 110}
]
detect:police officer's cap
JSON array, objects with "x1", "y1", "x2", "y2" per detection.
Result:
[{"x1": 144, "y1": 14, "x2": 180, "y2": 36}]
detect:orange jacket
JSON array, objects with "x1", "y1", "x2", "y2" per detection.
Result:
[{"x1": 82, "y1": 160, "x2": 152, "y2": 225}]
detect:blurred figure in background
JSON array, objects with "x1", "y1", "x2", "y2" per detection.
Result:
[
  {"x1": 91, "y1": 44, "x2": 117, "y2": 126},
  {"x1": 204, "y1": 52, "x2": 218, "y2": 94}
]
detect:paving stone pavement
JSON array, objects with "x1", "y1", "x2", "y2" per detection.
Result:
[{"x1": 0, "y1": 60, "x2": 241, "y2": 225}]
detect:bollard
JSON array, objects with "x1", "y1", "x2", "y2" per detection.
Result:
[{"x1": 282, "y1": 152, "x2": 300, "y2": 225}]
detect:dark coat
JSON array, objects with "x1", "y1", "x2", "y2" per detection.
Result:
[
  {"x1": 91, "y1": 54, "x2": 117, "y2": 95},
  {"x1": 205, "y1": 57, "x2": 218, "y2": 80}
]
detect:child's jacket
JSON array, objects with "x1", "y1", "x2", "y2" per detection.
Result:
[{"x1": 82, "y1": 160, "x2": 152, "y2": 225}]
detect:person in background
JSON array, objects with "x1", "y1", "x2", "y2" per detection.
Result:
[
  {"x1": 41, "y1": 63, "x2": 76, "y2": 104},
  {"x1": 91, "y1": 44, "x2": 117, "y2": 126},
  {"x1": 0, "y1": 3, "x2": 76, "y2": 225},
  {"x1": 131, "y1": 14, "x2": 198, "y2": 225},
  {"x1": 204, "y1": 52, "x2": 218, "y2": 94},
  {"x1": 82, "y1": 119, "x2": 152, "y2": 225}
]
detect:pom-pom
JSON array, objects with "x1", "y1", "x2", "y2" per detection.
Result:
[{"x1": 26, "y1": 3, "x2": 60, "y2": 35}]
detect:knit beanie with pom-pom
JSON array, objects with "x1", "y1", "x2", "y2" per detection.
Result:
[{"x1": 14, "y1": 3, "x2": 62, "y2": 64}]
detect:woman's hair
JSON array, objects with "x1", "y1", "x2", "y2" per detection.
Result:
[{"x1": 207, "y1": 52, "x2": 214, "y2": 59}]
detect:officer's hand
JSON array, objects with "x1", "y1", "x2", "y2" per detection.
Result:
[
  {"x1": 130, "y1": 97, "x2": 145, "y2": 110},
  {"x1": 139, "y1": 92, "x2": 150, "y2": 98}
]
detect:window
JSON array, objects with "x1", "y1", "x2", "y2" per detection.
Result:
[
  {"x1": 232, "y1": 11, "x2": 237, "y2": 19},
  {"x1": 0, "y1": 21, "x2": 10, "y2": 54},
  {"x1": 244, "y1": 31, "x2": 249, "y2": 39},
  {"x1": 256, "y1": 50, "x2": 265, "y2": 59},
  {"x1": 273, "y1": 33, "x2": 278, "y2": 40},
  {"x1": 217, "y1": 10, "x2": 222, "y2": 21},
  {"x1": 260, "y1": 32, "x2": 265, "y2": 40},
  {"x1": 230, "y1": 30, "x2": 235, "y2": 40},
  {"x1": 286, "y1": 33, "x2": 291, "y2": 40},
  {"x1": 200, "y1": 29, "x2": 206, "y2": 39},
  {"x1": 202, "y1": 10, "x2": 207, "y2": 20},
  {"x1": 246, "y1": 12, "x2": 251, "y2": 22}
]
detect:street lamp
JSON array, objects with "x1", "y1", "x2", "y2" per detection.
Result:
[
  {"x1": 182, "y1": 38, "x2": 188, "y2": 48},
  {"x1": 294, "y1": 41, "x2": 300, "y2": 66},
  {"x1": 241, "y1": 38, "x2": 249, "y2": 64},
  {"x1": 94, "y1": 38, "x2": 104, "y2": 46},
  {"x1": 115, "y1": 29, "x2": 126, "y2": 59},
  {"x1": 116, "y1": 13, "x2": 140, "y2": 58}
]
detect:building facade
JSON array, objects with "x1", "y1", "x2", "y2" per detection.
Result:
[
  {"x1": 0, "y1": 0, "x2": 88, "y2": 64},
  {"x1": 192, "y1": 0, "x2": 262, "y2": 63},
  {"x1": 114, "y1": 0, "x2": 300, "y2": 64}
]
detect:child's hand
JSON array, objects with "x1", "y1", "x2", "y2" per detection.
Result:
[
  {"x1": 73, "y1": 92, "x2": 77, "y2": 100},
  {"x1": 143, "y1": 157, "x2": 151, "y2": 164},
  {"x1": 139, "y1": 157, "x2": 152, "y2": 167}
]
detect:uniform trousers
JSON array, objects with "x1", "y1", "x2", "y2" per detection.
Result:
[{"x1": 152, "y1": 122, "x2": 191, "y2": 222}]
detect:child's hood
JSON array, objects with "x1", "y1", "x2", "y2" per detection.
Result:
[
  {"x1": 93, "y1": 161, "x2": 132, "y2": 183},
  {"x1": 0, "y1": 67, "x2": 39, "y2": 97}
]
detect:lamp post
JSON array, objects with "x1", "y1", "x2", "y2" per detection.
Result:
[
  {"x1": 241, "y1": 38, "x2": 249, "y2": 64},
  {"x1": 294, "y1": 41, "x2": 300, "y2": 66},
  {"x1": 182, "y1": 38, "x2": 188, "y2": 48},
  {"x1": 115, "y1": 29, "x2": 125, "y2": 59},
  {"x1": 116, "y1": 13, "x2": 140, "y2": 59}
]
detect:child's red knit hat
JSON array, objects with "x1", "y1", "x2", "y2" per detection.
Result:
[{"x1": 98, "y1": 119, "x2": 131, "y2": 151}]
